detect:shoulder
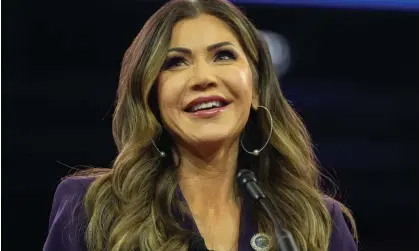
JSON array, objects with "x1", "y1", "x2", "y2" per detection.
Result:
[
  {"x1": 324, "y1": 197, "x2": 358, "y2": 251},
  {"x1": 54, "y1": 176, "x2": 97, "y2": 200},
  {"x1": 43, "y1": 176, "x2": 97, "y2": 251},
  {"x1": 49, "y1": 175, "x2": 98, "y2": 225},
  {"x1": 50, "y1": 176, "x2": 97, "y2": 214}
]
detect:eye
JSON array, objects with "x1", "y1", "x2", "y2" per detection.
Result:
[
  {"x1": 163, "y1": 56, "x2": 187, "y2": 69},
  {"x1": 214, "y1": 49, "x2": 237, "y2": 61}
]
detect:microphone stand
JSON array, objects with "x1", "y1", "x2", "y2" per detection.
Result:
[{"x1": 237, "y1": 169, "x2": 299, "y2": 251}]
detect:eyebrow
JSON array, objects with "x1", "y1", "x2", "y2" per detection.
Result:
[{"x1": 167, "y1": 41, "x2": 234, "y2": 54}]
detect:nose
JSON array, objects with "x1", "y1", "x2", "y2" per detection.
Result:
[{"x1": 190, "y1": 61, "x2": 217, "y2": 90}]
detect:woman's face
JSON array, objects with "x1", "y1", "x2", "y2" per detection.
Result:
[{"x1": 157, "y1": 14, "x2": 255, "y2": 148}]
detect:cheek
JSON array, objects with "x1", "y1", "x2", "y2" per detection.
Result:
[
  {"x1": 158, "y1": 75, "x2": 177, "y2": 107},
  {"x1": 224, "y1": 66, "x2": 254, "y2": 101},
  {"x1": 157, "y1": 75, "x2": 186, "y2": 121}
]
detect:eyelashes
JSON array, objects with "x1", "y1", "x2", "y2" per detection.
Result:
[
  {"x1": 214, "y1": 49, "x2": 237, "y2": 61},
  {"x1": 163, "y1": 56, "x2": 186, "y2": 69},
  {"x1": 162, "y1": 49, "x2": 238, "y2": 70}
]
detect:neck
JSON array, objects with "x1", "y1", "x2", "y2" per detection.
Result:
[{"x1": 176, "y1": 140, "x2": 240, "y2": 217}]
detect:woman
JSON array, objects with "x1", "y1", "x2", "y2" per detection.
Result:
[{"x1": 44, "y1": 0, "x2": 358, "y2": 250}]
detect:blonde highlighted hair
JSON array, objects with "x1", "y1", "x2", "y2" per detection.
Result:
[{"x1": 74, "y1": 0, "x2": 357, "y2": 250}]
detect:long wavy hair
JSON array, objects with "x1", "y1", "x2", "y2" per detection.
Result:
[{"x1": 74, "y1": 0, "x2": 357, "y2": 250}]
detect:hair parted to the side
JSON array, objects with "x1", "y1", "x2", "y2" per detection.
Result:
[{"x1": 72, "y1": 0, "x2": 357, "y2": 250}]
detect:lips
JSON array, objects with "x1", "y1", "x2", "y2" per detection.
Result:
[{"x1": 184, "y1": 96, "x2": 230, "y2": 113}]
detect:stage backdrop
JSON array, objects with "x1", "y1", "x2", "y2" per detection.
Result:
[{"x1": 3, "y1": 1, "x2": 418, "y2": 250}]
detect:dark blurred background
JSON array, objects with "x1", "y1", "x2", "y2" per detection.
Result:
[{"x1": 3, "y1": 0, "x2": 418, "y2": 250}]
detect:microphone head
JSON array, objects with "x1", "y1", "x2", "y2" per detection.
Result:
[
  {"x1": 236, "y1": 169, "x2": 257, "y2": 186},
  {"x1": 188, "y1": 234, "x2": 209, "y2": 251},
  {"x1": 237, "y1": 169, "x2": 266, "y2": 201}
]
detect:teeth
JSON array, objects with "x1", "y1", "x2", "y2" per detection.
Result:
[{"x1": 191, "y1": 101, "x2": 223, "y2": 112}]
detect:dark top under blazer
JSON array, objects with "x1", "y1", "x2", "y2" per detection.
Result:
[{"x1": 43, "y1": 176, "x2": 357, "y2": 251}]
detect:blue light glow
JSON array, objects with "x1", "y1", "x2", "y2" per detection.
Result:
[{"x1": 232, "y1": 0, "x2": 419, "y2": 11}]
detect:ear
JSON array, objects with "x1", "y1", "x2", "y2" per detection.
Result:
[{"x1": 251, "y1": 93, "x2": 259, "y2": 110}]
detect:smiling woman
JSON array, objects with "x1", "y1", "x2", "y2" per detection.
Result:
[
  {"x1": 43, "y1": 1, "x2": 358, "y2": 251},
  {"x1": 158, "y1": 14, "x2": 255, "y2": 150}
]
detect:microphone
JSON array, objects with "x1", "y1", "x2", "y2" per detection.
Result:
[
  {"x1": 188, "y1": 234, "x2": 211, "y2": 251},
  {"x1": 237, "y1": 169, "x2": 299, "y2": 251}
]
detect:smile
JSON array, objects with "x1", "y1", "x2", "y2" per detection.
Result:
[
  {"x1": 184, "y1": 96, "x2": 231, "y2": 118},
  {"x1": 187, "y1": 100, "x2": 225, "y2": 112}
]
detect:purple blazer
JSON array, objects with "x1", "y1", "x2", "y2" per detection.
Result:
[{"x1": 43, "y1": 176, "x2": 357, "y2": 251}]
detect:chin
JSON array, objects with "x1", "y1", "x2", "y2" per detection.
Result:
[{"x1": 188, "y1": 131, "x2": 236, "y2": 145}]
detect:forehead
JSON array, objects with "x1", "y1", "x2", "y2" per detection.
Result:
[{"x1": 169, "y1": 14, "x2": 240, "y2": 49}]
